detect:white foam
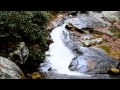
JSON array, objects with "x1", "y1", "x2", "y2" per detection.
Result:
[{"x1": 46, "y1": 24, "x2": 90, "y2": 77}]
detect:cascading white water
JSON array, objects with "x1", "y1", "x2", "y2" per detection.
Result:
[
  {"x1": 45, "y1": 24, "x2": 90, "y2": 76},
  {"x1": 39, "y1": 11, "x2": 120, "y2": 79}
]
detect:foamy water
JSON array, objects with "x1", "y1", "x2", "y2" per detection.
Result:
[
  {"x1": 46, "y1": 24, "x2": 90, "y2": 76},
  {"x1": 41, "y1": 11, "x2": 120, "y2": 77}
]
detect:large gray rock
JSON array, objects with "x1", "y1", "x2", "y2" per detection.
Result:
[
  {"x1": 89, "y1": 11, "x2": 119, "y2": 22},
  {"x1": 62, "y1": 13, "x2": 120, "y2": 75},
  {"x1": 0, "y1": 56, "x2": 25, "y2": 79},
  {"x1": 63, "y1": 22, "x2": 119, "y2": 75},
  {"x1": 65, "y1": 12, "x2": 120, "y2": 37},
  {"x1": 8, "y1": 42, "x2": 29, "y2": 66},
  {"x1": 65, "y1": 15, "x2": 107, "y2": 30},
  {"x1": 69, "y1": 47, "x2": 119, "y2": 74}
]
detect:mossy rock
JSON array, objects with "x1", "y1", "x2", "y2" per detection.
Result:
[
  {"x1": 31, "y1": 72, "x2": 41, "y2": 79},
  {"x1": 107, "y1": 68, "x2": 120, "y2": 75},
  {"x1": 110, "y1": 68, "x2": 120, "y2": 73},
  {"x1": 109, "y1": 26, "x2": 120, "y2": 38}
]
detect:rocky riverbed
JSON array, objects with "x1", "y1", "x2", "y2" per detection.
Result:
[
  {"x1": 39, "y1": 11, "x2": 120, "y2": 79},
  {"x1": 0, "y1": 11, "x2": 120, "y2": 79}
]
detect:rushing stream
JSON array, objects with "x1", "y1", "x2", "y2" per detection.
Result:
[
  {"x1": 42, "y1": 23, "x2": 90, "y2": 76},
  {"x1": 39, "y1": 11, "x2": 120, "y2": 78}
]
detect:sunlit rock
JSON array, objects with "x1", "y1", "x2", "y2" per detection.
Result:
[{"x1": 0, "y1": 56, "x2": 25, "y2": 79}]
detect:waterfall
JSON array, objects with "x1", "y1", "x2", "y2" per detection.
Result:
[{"x1": 44, "y1": 24, "x2": 90, "y2": 76}]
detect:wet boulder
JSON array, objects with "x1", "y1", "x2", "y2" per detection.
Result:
[
  {"x1": 69, "y1": 56, "x2": 92, "y2": 73},
  {"x1": 65, "y1": 12, "x2": 120, "y2": 37},
  {"x1": 65, "y1": 16, "x2": 107, "y2": 30},
  {"x1": 0, "y1": 56, "x2": 25, "y2": 79},
  {"x1": 69, "y1": 48, "x2": 119, "y2": 74},
  {"x1": 39, "y1": 61, "x2": 52, "y2": 72}
]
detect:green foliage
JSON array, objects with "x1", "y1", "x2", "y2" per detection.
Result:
[
  {"x1": 0, "y1": 11, "x2": 51, "y2": 62},
  {"x1": 0, "y1": 11, "x2": 50, "y2": 43},
  {"x1": 100, "y1": 46, "x2": 110, "y2": 53},
  {"x1": 23, "y1": 46, "x2": 46, "y2": 73},
  {"x1": 29, "y1": 47, "x2": 45, "y2": 62}
]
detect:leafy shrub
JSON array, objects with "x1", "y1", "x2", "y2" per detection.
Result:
[
  {"x1": 0, "y1": 11, "x2": 50, "y2": 42},
  {"x1": 0, "y1": 11, "x2": 51, "y2": 64}
]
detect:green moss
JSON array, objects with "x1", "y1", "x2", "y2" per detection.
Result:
[
  {"x1": 109, "y1": 51, "x2": 120, "y2": 55},
  {"x1": 109, "y1": 26, "x2": 120, "y2": 38},
  {"x1": 109, "y1": 27, "x2": 117, "y2": 33},
  {"x1": 100, "y1": 46, "x2": 111, "y2": 53},
  {"x1": 31, "y1": 72, "x2": 41, "y2": 79},
  {"x1": 116, "y1": 33, "x2": 120, "y2": 38}
]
